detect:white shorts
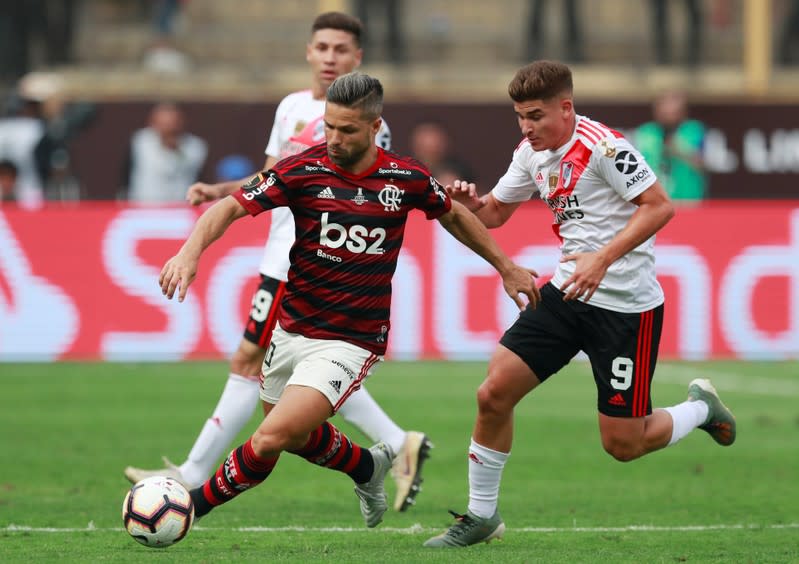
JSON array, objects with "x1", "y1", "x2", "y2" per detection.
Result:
[{"x1": 259, "y1": 323, "x2": 383, "y2": 412}]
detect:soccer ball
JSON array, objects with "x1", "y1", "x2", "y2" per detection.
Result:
[{"x1": 122, "y1": 476, "x2": 195, "y2": 548}]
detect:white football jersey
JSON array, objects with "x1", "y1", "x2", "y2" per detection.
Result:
[
  {"x1": 492, "y1": 115, "x2": 663, "y2": 313},
  {"x1": 258, "y1": 89, "x2": 392, "y2": 280}
]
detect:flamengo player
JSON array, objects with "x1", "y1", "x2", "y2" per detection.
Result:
[
  {"x1": 125, "y1": 12, "x2": 430, "y2": 513},
  {"x1": 425, "y1": 60, "x2": 736, "y2": 548},
  {"x1": 158, "y1": 72, "x2": 539, "y2": 529}
]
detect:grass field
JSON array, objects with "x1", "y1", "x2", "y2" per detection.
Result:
[{"x1": 1, "y1": 360, "x2": 797, "y2": 563}]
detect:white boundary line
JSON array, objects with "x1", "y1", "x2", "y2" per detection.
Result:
[{"x1": 5, "y1": 523, "x2": 799, "y2": 534}]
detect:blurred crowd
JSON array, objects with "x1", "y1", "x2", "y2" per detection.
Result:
[
  {"x1": 0, "y1": 78, "x2": 709, "y2": 207},
  {"x1": 8, "y1": 0, "x2": 799, "y2": 206},
  {"x1": 0, "y1": 72, "x2": 95, "y2": 206}
]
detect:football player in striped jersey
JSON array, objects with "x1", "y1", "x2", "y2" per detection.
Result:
[{"x1": 158, "y1": 72, "x2": 539, "y2": 530}]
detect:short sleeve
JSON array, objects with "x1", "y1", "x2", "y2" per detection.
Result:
[
  {"x1": 264, "y1": 97, "x2": 290, "y2": 157},
  {"x1": 492, "y1": 142, "x2": 538, "y2": 203},
  {"x1": 420, "y1": 175, "x2": 452, "y2": 220},
  {"x1": 592, "y1": 137, "x2": 657, "y2": 201},
  {"x1": 232, "y1": 171, "x2": 290, "y2": 215}
]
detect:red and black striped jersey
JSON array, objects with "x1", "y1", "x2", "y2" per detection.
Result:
[{"x1": 232, "y1": 143, "x2": 452, "y2": 355}]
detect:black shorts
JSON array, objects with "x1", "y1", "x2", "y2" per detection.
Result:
[
  {"x1": 242, "y1": 275, "x2": 287, "y2": 349},
  {"x1": 500, "y1": 282, "x2": 663, "y2": 417}
]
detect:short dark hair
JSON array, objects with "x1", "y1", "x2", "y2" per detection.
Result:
[
  {"x1": 326, "y1": 72, "x2": 383, "y2": 121},
  {"x1": 311, "y1": 12, "x2": 363, "y2": 47},
  {"x1": 508, "y1": 61, "x2": 573, "y2": 103}
]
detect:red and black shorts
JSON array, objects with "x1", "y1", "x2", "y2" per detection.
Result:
[
  {"x1": 500, "y1": 282, "x2": 663, "y2": 418},
  {"x1": 242, "y1": 275, "x2": 287, "y2": 349}
]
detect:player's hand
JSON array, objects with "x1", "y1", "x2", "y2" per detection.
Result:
[
  {"x1": 445, "y1": 180, "x2": 485, "y2": 212},
  {"x1": 558, "y1": 251, "x2": 609, "y2": 302},
  {"x1": 159, "y1": 254, "x2": 198, "y2": 302},
  {"x1": 502, "y1": 264, "x2": 541, "y2": 311},
  {"x1": 186, "y1": 182, "x2": 221, "y2": 206}
]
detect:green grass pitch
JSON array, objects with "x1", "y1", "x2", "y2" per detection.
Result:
[{"x1": 1, "y1": 360, "x2": 797, "y2": 562}]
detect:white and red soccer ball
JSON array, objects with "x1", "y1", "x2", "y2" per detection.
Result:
[{"x1": 122, "y1": 476, "x2": 194, "y2": 548}]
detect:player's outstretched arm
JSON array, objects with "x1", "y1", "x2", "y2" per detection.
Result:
[
  {"x1": 445, "y1": 180, "x2": 521, "y2": 228},
  {"x1": 185, "y1": 156, "x2": 278, "y2": 206},
  {"x1": 160, "y1": 196, "x2": 249, "y2": 302},
  {"x1": 438, "y1": 200, "x2": 540, "y2": 310},
  {"x1": 185, "y1": 180, "x2": 242, "y2": 205}
]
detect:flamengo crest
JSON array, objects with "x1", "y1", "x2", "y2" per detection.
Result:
[{"x1": 378, "y1": 184, "x2": 404, "y2": 212}]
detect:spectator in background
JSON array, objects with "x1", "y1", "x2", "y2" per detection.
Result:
[
  {"x1": 635, "y1": 90, "x2": 707, "y2": 202},
  {"x1": 0, "y1": 1, "x2": 77, "y2": 86},
  {"x1": 0, "y1": 88, "x2": 45, "y2": 206},
  {"x1": 0, "y1": 3, "x2": 33, "y2": 84},
  {"x1": 19, "y1": 72, "x2": 96, "y2": 202},
  {"x1": 410, "y1": 120, "x2": 474, "y2": 188},
  {"x1": 778, "y1": 0, "x2": 799, "y2": 65},
  {"x1": 650, "y1": 0, "x2": 703, "y2": 66},
  {"x1": 525, "y1": 0, "x2": 584, "y2": 63},
  {"x1": 153, "y1": 0, "x2": 184, "y2": 36},
  {"x1": 120, "y1": 102, "x2": 207, "y2": 204},
  {"x1": 353, "y1": 0, "x2": 406, "y2": 64},
  {"x1": 0, "y1": 159, "x2": 18, "y2": 203},
  {"x1": 143, "y1": 0, "x2": 191, "y2": 73}
]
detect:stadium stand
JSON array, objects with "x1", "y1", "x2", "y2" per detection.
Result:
[{"x1": 25, "y1": 0, "x2": 798, "y2": 103}]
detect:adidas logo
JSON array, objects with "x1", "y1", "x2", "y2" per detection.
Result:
[
  {"x1": 328, "y1": 379, "x2": 342, "y2": 393},
  {"x1": 608, "y1": 393, "x2": 626, "y2": 406},
  {"x1": 317, "y1": 186, "x2": 335, "y2": 199}
]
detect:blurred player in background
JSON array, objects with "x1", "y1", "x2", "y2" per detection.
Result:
[
  {"x1": 635, "y1": 89, "x2": 707, "y2": 203},
  {"x1": 424, "y1": 60, "x2": 736, "y2": 548},
  {"x1": 124, "y1": 12, "x2": 429, "y2": 513},
  {"x1": 158, "y1": 72, "x2": 538, "y2": 528}
]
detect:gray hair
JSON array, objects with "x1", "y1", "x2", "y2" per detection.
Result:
[{"x1": 326, "y1": 72, "x2": 383, "y2": 121}]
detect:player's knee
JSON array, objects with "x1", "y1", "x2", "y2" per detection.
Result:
[{"x1": 476, "y1": 378, "x2": 512, "y2": 416}]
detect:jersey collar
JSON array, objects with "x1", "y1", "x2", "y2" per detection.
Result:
[{"x1": 322, "y1": 147, "x2": 385, "y2": 180}]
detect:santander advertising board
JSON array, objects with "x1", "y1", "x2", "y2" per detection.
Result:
[{"x1": 0, "y1": 202, "x2": 796, "y2": 361}]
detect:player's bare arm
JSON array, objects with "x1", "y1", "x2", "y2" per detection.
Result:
[
  {"x1": 186, "y1": 156, "x2": 278, "y2": 206},
  {"x1": 438, "y1": 200, "x2": 540, "y2": 310},
  {"x1": 446, "y1": 180, "x2": 522, "y2": 229},
  {"x1": 559, "y1": 180, "x2": 675, "y2": 302},
  {"x1": 160, "y1": 196, "x2": 249, "y2": 302}
]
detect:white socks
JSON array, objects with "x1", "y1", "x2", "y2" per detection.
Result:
[
  {"x1": 336, "y1": 386, "x2": 406, "y2": 454},
  {"x1": 663, "y1": 399, "x2": 709, "y2": 446},
  {"x1": 179, "y1": 373, "x2": 261, "y2": 487},
  {"x1": 467, "y1": 439, "x2": 509, "y2": 519}
]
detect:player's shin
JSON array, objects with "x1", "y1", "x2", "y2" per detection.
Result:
[
  {"x1": 191, "y1": 439, "x2": 279, "y2": 517},
  {"x1": 288, "y1": 421, "x2": 375, "y2": 483},
  {"x1": 467, "y1": 439, "x2": 509, "y2": 518}
]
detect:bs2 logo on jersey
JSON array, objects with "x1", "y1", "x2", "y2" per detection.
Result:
[{"x1": 319, "y1": 212, "x2": 386, "y2": 255}]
